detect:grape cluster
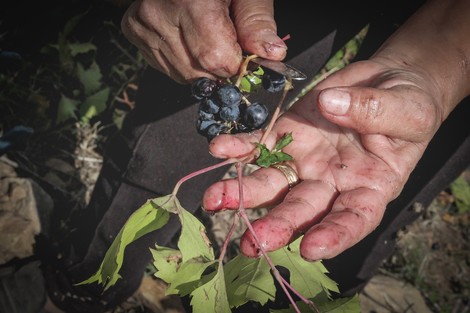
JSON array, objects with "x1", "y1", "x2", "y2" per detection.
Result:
[{"x1": 191, "y1": 77, "x2": 270, "y2": 140}]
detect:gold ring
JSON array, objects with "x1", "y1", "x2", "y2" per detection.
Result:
[{"x1": 270, "y1": 163, "x2": 300, "y2": 190}]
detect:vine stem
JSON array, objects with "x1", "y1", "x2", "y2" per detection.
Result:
[
  {"x1": 235, "y1": 163, "x2": 302, "y2": 313},
  {"x1": 171, "y1": 158, "x2": 238, "y2": 196}
]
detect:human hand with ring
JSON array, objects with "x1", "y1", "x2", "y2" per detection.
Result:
[{"x1": 201, "y1": 0, "x2": 470, "y2": 259}]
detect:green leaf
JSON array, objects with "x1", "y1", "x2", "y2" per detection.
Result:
[
  {"x1": 151, "y1": 245, "x2": 181, "y2": 283},
  {"x1": 79, "y1": 87, "x2": 110, "y2": 123},
  {"x1": 255, "y1": 133, "x2": 294, "y2": 168},
  {"x1": 56, "y1": 95, "x2": 79, "y2": 123},
  {"x1": 76, "y1": 61, "x2": 102, "y2": 96},
  {"x1": 177, "y1": 204, "x2": 215, "y2": 262},
  {"x1": 269, "y1": 237, "x2": 339, "y2": 299},
  {"x1": 450, "y1": 175, "x2": 470, "y2": 213},
  {"x1": 69, "y1": 42, "x2": 96, "y2": 57},
  {"x1": 76, "y1": 197, "x2": 171, "y2": 290},
  {"x1": 166, "y1": 259, "x2": 216, "y2": 296},
  {"x1": 225, "y1": 254, "x2": 276, "y2": 308},
  {"x1": 190, "y1": 263, "x2": 231, "y2": 313},
  {"x1": 238, "y1": 67, "x2": 264, "y2": 92},
  {"x1": 270, "y1": 295, "x2": 360, "y2": 313}
]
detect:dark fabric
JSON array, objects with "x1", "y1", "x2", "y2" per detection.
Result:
[{"x1": 44, "y1": 0, "x2": 470, "y2": 312}]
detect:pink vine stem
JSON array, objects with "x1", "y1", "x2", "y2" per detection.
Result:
[{"x1": 235, "y1": 162, "x2": 303, "y2": 313}]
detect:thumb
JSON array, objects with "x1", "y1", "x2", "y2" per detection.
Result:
[
  {"x1": 317, "y1": 86, "x2": 437, "y2": 142},
  {"x1": 231, "y1": 0, "x2": 287, "y2": 60}
]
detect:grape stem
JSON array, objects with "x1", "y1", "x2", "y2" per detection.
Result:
[{"x1": 234, "y1": 54, "x2": 259, "y2": 88}]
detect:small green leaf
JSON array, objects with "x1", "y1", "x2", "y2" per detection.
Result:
[
  {"x1": 79, "y1": 87, "x2": 110, "y2": 123},
  {"x1": 450, "y1": 175, "x2": 470, "y2": 213},
  {"x1": 190, "y1": 263, "x2": 231, "y2": 313},
  {"x1": 76, "y1": 197, "x2": 171, "y2": 290},
  {"x1": 56, "y1": 95, "x2": 79, "y2": 123},
  {"x1": 255, "y1": 133, "x2": 294, "y2": 168},
  {"x1": 225, "y1": 254, "x2": 276, "y2": 308},
  {"x1": 76, "y1": 61, "x2": 102, "y2": 96},
  {"x1": 69, "y1": 42, "x2": 96, "y2": 57},
  {"x1": 238, "y1": 67, "x2": 264, "y2": 92}
]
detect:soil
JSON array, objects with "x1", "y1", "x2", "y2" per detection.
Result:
[{"x1": 1, "y1": 1, "x2": 469, "y2": 313}]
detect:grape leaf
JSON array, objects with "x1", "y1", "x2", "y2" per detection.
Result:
[
  {"x1": 76, "y1": 197, "x2": 171, "y2": 290},
  {"x1": 79, "y1": 87, "x2": 110, "y2": 123},
  {"x1": 269, "y1": 237, "x2": 339, "y2": 299},
  {"x1": 270, "y1": 295, "x2": 360, "y2": 313},
  {"x1": 76, "y1": 60, "x2": 102, "y2": 96},
  {"x1": 224, "y1": 254, "x2": 276, "y2": 308},
  {"x1": 190, "y1": 263, "x2": 231, "y2": 313},
  {"x1": 176, "y1": 203, "x2": 215, "y2": 262},
  {"x1": 239, "y1": 67, "x2": 264, "y2": 93},
  {"x1": 151, "y1": 245, "x2": 181, "y2": 283},
  {"x1": 56, "y1": 95, "x2": 79, "y2": 123},
  {"x1": 255, "y1": 133, "x2": 294, "y2": 167}
]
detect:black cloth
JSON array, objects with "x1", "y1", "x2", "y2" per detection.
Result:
[{"x1": 44, "y1": 1, "x2": 470, "y2": 312}]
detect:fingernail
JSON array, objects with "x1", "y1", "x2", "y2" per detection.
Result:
[
  {"x1": 320, "y1": 89, "x2": 351, "y2": 115},
  {"x1": 262, "y1": 33, "x2": 287, "y2": 57}
]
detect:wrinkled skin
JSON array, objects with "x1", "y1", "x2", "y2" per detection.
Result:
[
  {"x1": 121, "y1": 0, "x2": 287, "y2": 83},
  {"x1": 202, "y1": 58, "x2": 443, "y2": 261}
]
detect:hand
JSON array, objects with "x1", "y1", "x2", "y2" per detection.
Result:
[
  {"x1": 121, "y1": 0, "x2": 287, "y2": 83},
  {"x1": 202, "y1": 58, "x2": 444, "y2": 260}
]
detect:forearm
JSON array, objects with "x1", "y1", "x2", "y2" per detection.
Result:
[{"x1": 372, "y1": 0, "x2": 470, "y2": 119}]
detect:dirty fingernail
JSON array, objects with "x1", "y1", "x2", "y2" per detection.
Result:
[
  {"x1": 320, "y1": 89, "x2": 351, "y2": 115},
  {"x1": 262, "y1": 33, "x2": 287, "y2": 57}
]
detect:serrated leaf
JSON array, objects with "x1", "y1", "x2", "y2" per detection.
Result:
[
  {"x1": 151, "y1": 245, "x2": 181, "y2": 283},
  {"x1": 76, "y1": 61, "x2": 102, "y2": 96},
  {"x1": 269, "y1": 237, "x2": 339, "y2": 299},
  {"x1": 177, "y1": 205, "x2": 215, "y2": 262},
  {"x1": 190, "y1": 263, "x2": 231, "y2": 313},
  {"x1": 56, "y1": 95, "x2": 79, "y2": 123},
  {"x1": 76, "y1": 197, "x2": 171, "y2": 290},
  {"x1": 450, "y1": 175, "x2": 470, "y2": 214},
  {"x1": 270, "y1": 295, "x2": 360, "y2": 313},
  {"x1": 79, "y1": 87, "x2": 110, "y2": 123},
  {"x1": 166, "y1": 259, "x2": 216, "y2": 296},
  {"x1": 274, "y1": 133, "x2": 293, "y2": 151},
  {"x1": 69, "y1": 42, "x2": 96, "y2": 57},
  {"x1": 255, "y1": 133, "x2": 294, "y2": 168},
  {"x1": 225, "y1": 254, "x2": 276, "y2": 308}
]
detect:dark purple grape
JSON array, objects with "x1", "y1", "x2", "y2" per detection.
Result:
[
  {"x1": 191, "y1": 77, "x2": 218, "y2": 100},
  {"x1": 262, "y1": 70, "x2": 286, "y2": 93},
  {"x1": 206, "y1": 123, "x2": 229, "y2": 140},
  {"x1": 197, "y1": 119, "x2": 216, "y2": 135},
  {"x1": 219, "y1": 105, "x2": 240, "y2": 122},
  {"x1": 215, "y1": 84, "x2": 242, "y2": 107},
  {"x1": 241, "y1": 102, "x2": 269, "y2": 130},
  {"x1": 198, "y1": 110, "x2": 214, "y2": 121},
  {"x1": 200, "y1": 97, "x2": 220, "y2": 114}
]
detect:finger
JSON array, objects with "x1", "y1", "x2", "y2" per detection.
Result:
[
  {"x1": 208, "y1": 130, "x2": 277, "y2": 159},
  {"x1": 232, "y1": 0, "x2": 287, "y2": 60},
  {"x1": 181, "y1": 1, "x2": 242, "y2": 78},
  {"x1": 317, "y1": 85, "x2": 438, "y2": 142},
  {"x1": 202, "y1": 164, "x2": 298, "y2": 212},
  {"x1": 239, "y1": 180, "x2": 338, "y2": 257},
  {"x1": 299, "y1": 187, "x2": 387, "y2": 261}
]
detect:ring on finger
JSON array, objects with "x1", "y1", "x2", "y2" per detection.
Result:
[{"x1": 270, "y1": 163, "x2": 300, "y2": 190}]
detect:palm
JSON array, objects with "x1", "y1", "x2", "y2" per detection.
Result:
[{"x1": 203, "y1": 60, "x2": 440, "y2": 260}]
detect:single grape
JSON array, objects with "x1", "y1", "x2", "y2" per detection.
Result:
[
  {"x1": 198, "y1": 110, "x2": 214, "y2": 121},
  {"x1": 219, "y1": 105, "x2": 240, "y2": 122},
  {"x1": 200, "y1": 97, "x2": 220, "y2": 114},
  {"x1": 241, "y1": 102, "x2": 269, "y2": 130},
  {"x1": 206, "y1": 123, "x2": 229, "y2": 140},
  {"x1": 191, "y1": 77, "x2": 218, "y2": 100},
  {"x1": 262, "y1": 70, "x2": 286, "y2": 93},
  {"x1": 215, "y1": 84, "x2": 242, "y2": 107},
  {"x1": 196, "y1": 119, "x2": 216, "y2": 135}
]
